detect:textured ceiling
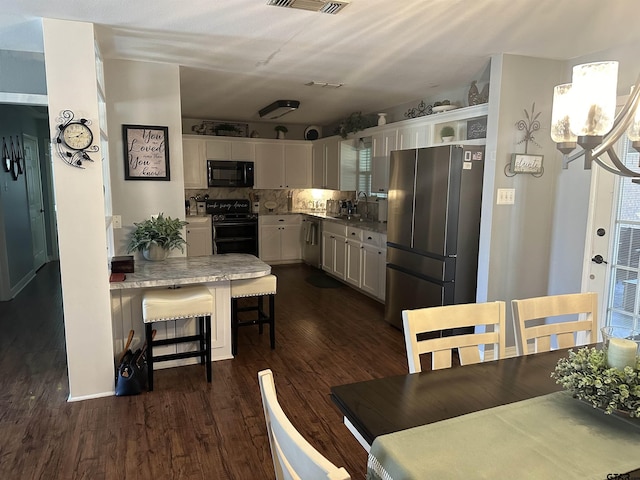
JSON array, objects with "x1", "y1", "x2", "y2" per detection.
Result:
[{"x1": 2, "y1": 0, "x2": 640, "y2": 126}]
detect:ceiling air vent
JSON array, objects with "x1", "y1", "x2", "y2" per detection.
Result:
[{"x1": 266, "y1": 0, "x2": 350, "y2": 14}]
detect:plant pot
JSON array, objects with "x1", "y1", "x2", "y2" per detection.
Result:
[
  {"x1": 276, "y1": 131, "x2": 285, "y2": 139},
  {"x1": 441, "y1": 136, "x2": 454, "y2": 143},
  {"x1": 142, "y1": 244, "x2": 169, "y2": 261}
]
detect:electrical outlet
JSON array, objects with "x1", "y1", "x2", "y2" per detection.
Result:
[
  {"x1": 496, "y1": 188, "x2": 515, "y2": 205},
  {"x1": 112, "y1": 215, "x2": 122, "y2": 229}
]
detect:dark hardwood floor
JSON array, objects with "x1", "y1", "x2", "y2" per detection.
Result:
[{"x1": 0, "y1": 261, "x2": 407, "y2": 479}]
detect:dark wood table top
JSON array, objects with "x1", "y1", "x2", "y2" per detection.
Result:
[
  {"x1": 331, "y1": 348, "x2": 568, "y2": 447},
  {"x1": 331, "y1": 347, "x2": 640, "y2": 477}
]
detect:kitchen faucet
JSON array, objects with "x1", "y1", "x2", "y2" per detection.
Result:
[{"x1": 357, "y1": 191, "x2": 368, "y2": 219}]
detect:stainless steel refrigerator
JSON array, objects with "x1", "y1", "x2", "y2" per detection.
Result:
[{"x1": 384, "y1": 145, "x2": 485, "y2": 329}]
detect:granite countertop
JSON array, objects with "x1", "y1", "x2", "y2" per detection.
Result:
[
  {"x1": 261, "y1": 210, "x2": 387, "y2": 234},
  {"x1": 109, "y1": 254, "x2": 271, "y2": 290}
]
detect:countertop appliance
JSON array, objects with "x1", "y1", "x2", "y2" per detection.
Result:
[
  {"x1": 302, "y1": 216, "x2": 321, "y2": 268},
  {"x1": 206, "y1": 198, "x2": 258, "y2": 255},
  {"x1": 384, "y1": 145, "x2": 485, "y2": 329},
  {"x1": 207, "y1": 160, "x2": 254, "y2": 188}
]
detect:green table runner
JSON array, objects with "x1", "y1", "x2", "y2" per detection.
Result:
[{"x1": 367, "y1": 391, "x2": 640, "y2": 480}]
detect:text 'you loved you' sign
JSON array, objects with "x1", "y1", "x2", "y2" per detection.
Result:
[{"x1": 123, "y1": 124, "x2": 170, "y2": 180}]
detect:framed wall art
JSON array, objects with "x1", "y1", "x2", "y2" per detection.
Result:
[{"x1": 122, "y1": 124, "x2": 170, "y2": 180}]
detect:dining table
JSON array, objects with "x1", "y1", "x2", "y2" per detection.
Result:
[{"x1": 330, "y1": 348, "x2": 640, "y2": 479}]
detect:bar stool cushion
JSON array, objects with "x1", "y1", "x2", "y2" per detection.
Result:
[
  {"x1": 143, "y1": 285, "x2": 213, "y2": 323},
  {"x1": 231, "y1": 275, "x2": 277, "y2": 298}
]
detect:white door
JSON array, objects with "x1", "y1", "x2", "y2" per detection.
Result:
[
  {"x1": 583, "y1": 136, "x2": 640, "y2": 332},
  {"x1": 23, "y1": 134, "x2": 47, "y2": 270}
]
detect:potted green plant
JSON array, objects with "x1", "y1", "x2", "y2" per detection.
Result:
[
  {"x1": 336, "y1": 111, "x2": 375, "y2": 139},
  {"x1": 440, "y1": 125, "x2": 455, "y2": 142},
  {"x1": 127, "y1": 213, "x2": 188, "y2": 261},
  {"x1": 275, "y1": 125, "x2": 288, "y2": 139}
]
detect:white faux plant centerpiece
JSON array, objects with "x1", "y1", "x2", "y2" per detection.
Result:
[{"x1": 552, "y1": 346, "x2": 640, "y2": 417}]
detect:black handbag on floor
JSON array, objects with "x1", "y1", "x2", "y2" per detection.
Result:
[
  {"x1": 115, "y1": 330, "x2": 150, "y2": 396},
  {"x1": 115, "y1": 348, "x2": 147, "y2": 396}
]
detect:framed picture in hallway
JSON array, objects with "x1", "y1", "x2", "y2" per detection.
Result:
[{"x1": 122, "y1": 124, "x2": 170, "y2": 180}]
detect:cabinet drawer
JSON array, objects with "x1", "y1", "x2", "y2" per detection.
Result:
[
  {"x1": 362, "y1": 231, "x2": 382, "y2": 247},
  {"x1": 346, "y1": 226, "x2": 363, "y2": 241},
  {"x1": 323, "y1": 220, "x2": 347, "y2": 237},
  {"x1": 260, "y1": 214, "x2": 302, "y2": 226}
]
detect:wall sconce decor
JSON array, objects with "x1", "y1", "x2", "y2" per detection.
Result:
[
  {"x1": 2, "y1": 135, "x2": 24, "y2": 181},
  {"x1": 505, "y1": 103, "x2": 544, "y2": 177},
  {"x1": 54, "y1": 110, "x2": 99, "y2": 168},
  {"x1": 551, "y1": 61, "x2": 640, "y2": 177},
  {"x1": 2, "y1": 137, "x2": 10, "y2": 173}
]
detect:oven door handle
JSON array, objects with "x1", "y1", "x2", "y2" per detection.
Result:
[
  {"x1": 213, "y1": 221, "x2": 257, "y2": 227},
  {"x1": 212, "y1": 224, "x2": 218, "y2": 254}
]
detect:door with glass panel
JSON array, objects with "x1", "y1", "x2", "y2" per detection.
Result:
[{"x1": 605, "y1": 137, "x2": 640, "y2": 331}]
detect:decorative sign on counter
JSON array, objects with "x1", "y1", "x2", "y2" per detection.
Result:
[{"x1": 123, "y1": 124, "x2": 170, "y2": 181}]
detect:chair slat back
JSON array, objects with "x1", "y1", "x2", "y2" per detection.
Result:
[
  {"x1": 258, "y1": 369, "x2": 351, "y2": 480},
  {"x1": 402, "y1": 302, "x2": 506, "y2": 373},
  {"x1": 511, "y1": 292, "x2": 598, "y2": 355}
]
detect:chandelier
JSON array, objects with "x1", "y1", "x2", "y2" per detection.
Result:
[{"x1": 550, "y1": 61, "x2": 640, "y2": 177}]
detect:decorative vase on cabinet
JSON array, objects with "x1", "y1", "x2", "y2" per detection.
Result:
[{"x1": 377, "y1": 113, "x2": 387, "y2": 126}]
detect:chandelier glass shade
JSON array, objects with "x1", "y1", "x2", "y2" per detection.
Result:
[{"x1": 551, "y1": 61, "x2": 640, "y2": 177}]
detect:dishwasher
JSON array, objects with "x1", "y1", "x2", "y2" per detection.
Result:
[{"x1": 302, "y1": 216, "x2": 321, "y2": 269}]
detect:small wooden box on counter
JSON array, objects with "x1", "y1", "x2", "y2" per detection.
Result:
[{"x1": 111, "y1": 255, "x2": 134, "y2": 273}]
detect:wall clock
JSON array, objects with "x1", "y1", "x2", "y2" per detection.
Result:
[{"x1": 55, "y1": 110, "x2": 99, "y2": 168}]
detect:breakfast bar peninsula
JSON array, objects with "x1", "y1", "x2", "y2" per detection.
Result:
[{"x1": 109, "y1": 254, "x2": 271, "y2": 365}]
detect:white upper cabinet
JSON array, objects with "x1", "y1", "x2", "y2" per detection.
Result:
[
  {"x1": 311, "y1": 136, "x2": 356, "y2": 191},
  {"x1": 183, "y1": 137, "x2": 206, "y2": 189},
  {"x1": 205, "y1": 138, "x2": 255, "y2": 161},
  {"x1": 205, "y1": 139, "x2": 231, "y2": 160},
  {"x1": 231, "y1": 141, "x2": 255, "y2": 161},
  {"x1": 371, "y1": 129, "x2": 397, "y2": 194},
  {"x1": 284, "y1": 143, "x2": 311, "y2": 188},
  {"x1": 255, "y1": 141, "x2": 311, "y2": 189},
  {"x1": 397, "y1": 123, "x2": 430, "y2": 150}
]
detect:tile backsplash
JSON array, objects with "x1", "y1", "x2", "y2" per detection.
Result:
[{"x1": 185, "y1": 187, "x2": 382, "y2": 220}]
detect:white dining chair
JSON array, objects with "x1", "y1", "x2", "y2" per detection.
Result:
[
  {"x1": 258, "y1": 369, "x2": 351, "y2": 480},
  {"x1": 511, "y1": 292, "x2": 598, "y2": 355},
  {"x1": 402, "y1": 301, "x2": 506, "y2": 373}
]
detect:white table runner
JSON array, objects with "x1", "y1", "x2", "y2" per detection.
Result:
[{"x1": 367, "y1": 391, "x2": 640, "y2": 480}]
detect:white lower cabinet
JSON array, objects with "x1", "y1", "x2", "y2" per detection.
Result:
[
  {"x1": 186, "y1": 216, "x2": 212, "y2": 256},
  {"x1": 361, "y1": 235, "x2": 386, "y2": 300},
  {"x1": 321, "y1": 221, "x2": 347, "y2": 279},
  {"x1": 322, "y1": 221, "x2": 386, "y2": 300},
  {"x1": 345, "y1": 226, "x2": 364, "y2": 287},
  {"x1": 259, "y1": 215, "x2": 302, "y2": 263}
]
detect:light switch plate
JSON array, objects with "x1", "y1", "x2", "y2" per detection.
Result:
[
  {"x1": 496, "y1": 188, "x2": 515, "y2": 205},
  {"x1": 112, "y1": 215, "x2": 122, "y2": 229}
]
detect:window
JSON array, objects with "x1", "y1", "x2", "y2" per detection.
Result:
[{"x1": 357, "y1": 137, "x2": 372, "y2": 195}]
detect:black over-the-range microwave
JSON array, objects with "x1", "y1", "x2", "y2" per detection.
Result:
[{"x1": 207, "y1": 160, "x2": 254, "y2": 188}]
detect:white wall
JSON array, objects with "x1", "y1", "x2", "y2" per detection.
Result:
[
  {"x1": 42, "y1": 19, "x2": 114, "y2": 400},
  {"x1": 105, "y1": 59, "x2": 186, "y2": 258},
  {"x1": 479, "y1": 54, "x2": 568, "y2": 347}
]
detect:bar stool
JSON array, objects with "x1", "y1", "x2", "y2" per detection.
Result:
[
  {"x1": 231, "y1": 274, "x2": 277, "y2": 355},
  {"x1": 142, "y1": 285, "x2": 213, "y2": 391}
]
